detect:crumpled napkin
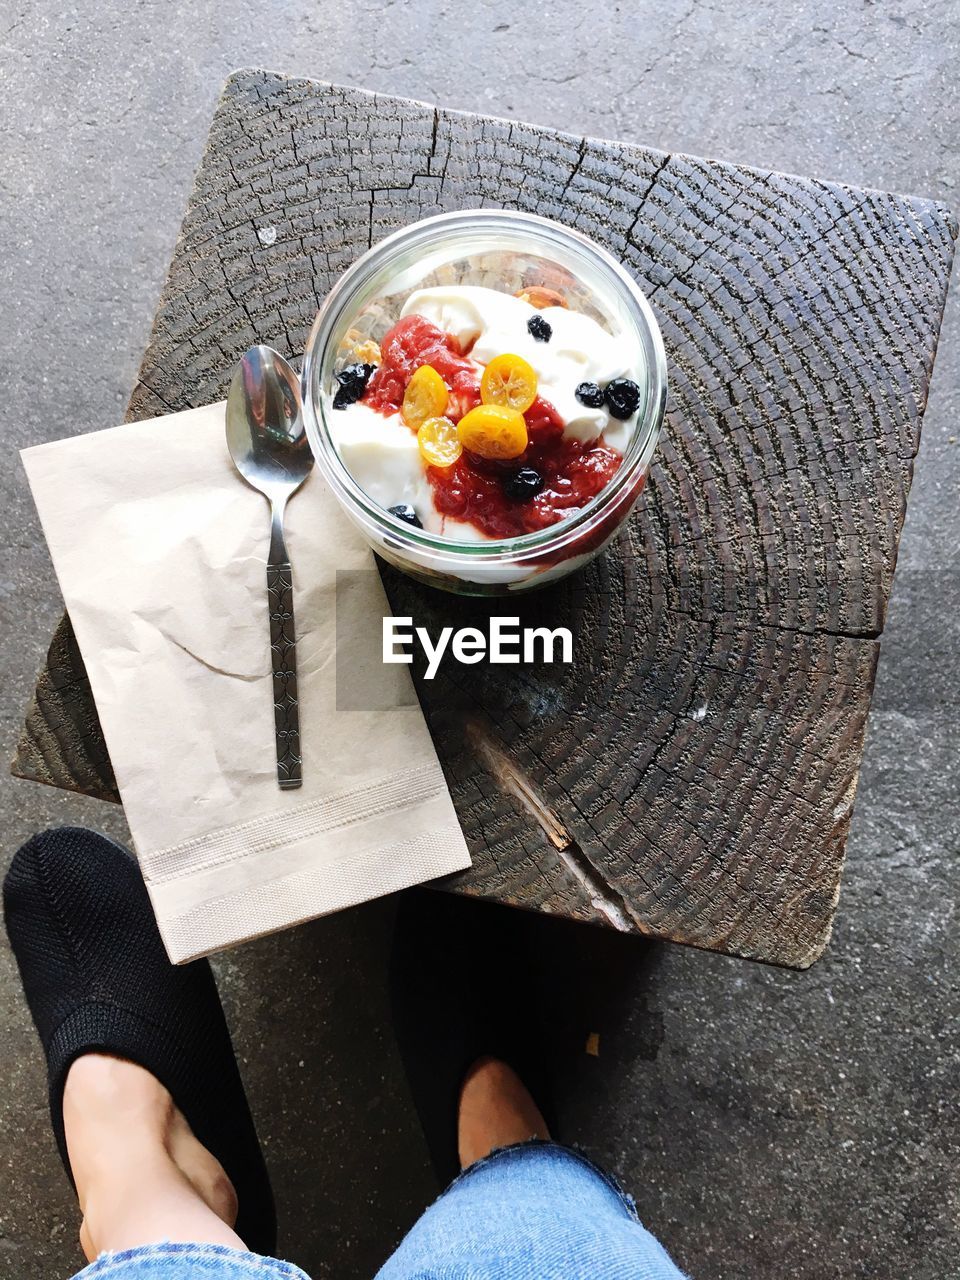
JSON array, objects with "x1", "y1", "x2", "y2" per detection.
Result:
[{"x1": 21, "y1": 401, "x2": 470, "y2": 962}]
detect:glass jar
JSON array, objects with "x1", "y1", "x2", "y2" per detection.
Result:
[{"x1": 301, "y1": 209, "x2": 667, "y2": 594}]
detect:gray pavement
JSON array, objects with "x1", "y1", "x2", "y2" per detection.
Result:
[{"x1": 0, "y1": 2, "x2": 957, "y2": 1277}]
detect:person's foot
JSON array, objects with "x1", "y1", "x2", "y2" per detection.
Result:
[
  {"x1": 457, "y1": 1055, "x2": 550, "y2": 1169},
  {"x1": 64, "y1": 1054, "x2": 239, "y2": 1260},
  {"x1": 391, "y1": 890, "x2": 556, "y2": 1186},
  {"x1": 3, "y1": 828, "x2": 276, "y2": 1256}
]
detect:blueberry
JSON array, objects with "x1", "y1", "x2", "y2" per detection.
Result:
[
  {"x1": 332, "y1": 361, "x2": 376, "y2": 409},
  {"x1": 575, "y1": 380, "x2": 605, "y2": 408},
  {"x1": 527, "y1": 314, "x2": 552, "y2": 342},
  {"x1": 388, "y1": 503, "x2": 423, "y2": 528},
  {"x1": 502, "y1": 467, "x2": 544, "y2": 502},
  {"x1": 337, "y1": 361, "x2": 376, "y2": 392},
  {"x1": 603, "y1": 377, "x2": 641, "y2": 420}
]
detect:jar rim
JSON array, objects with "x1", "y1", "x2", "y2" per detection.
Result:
[{"x1": 301, "y1": 209, "x2": 667, "y2": 564}]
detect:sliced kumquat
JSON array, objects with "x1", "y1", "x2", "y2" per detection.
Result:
[
  {"x1": 480, "y1": 353, "x2": 539, "y2": 414},
  {"x1": 457, "y1": 404, "x2": 528, "y2": 461},
  {"x1": 417, "y1": 416, "x2": 462, "y2": 468},
  {"x1": 402, "y1": 364, "x2": 449, "y2": 428}
]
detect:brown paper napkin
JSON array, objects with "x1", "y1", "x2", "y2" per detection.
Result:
[{"x1": 21, "y1": 402, "x2": 471, "y2": 962}]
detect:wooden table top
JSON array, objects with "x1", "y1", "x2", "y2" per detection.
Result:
[{"x1": 14, "y1": 70, "x2": 956, "y2": 968}]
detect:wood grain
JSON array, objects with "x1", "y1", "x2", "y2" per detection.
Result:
[{"x1": 13, "y1": 71, "x2": 956, "y2": 966}]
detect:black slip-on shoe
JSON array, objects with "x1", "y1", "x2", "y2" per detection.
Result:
[
  {"x1": 3, "y1": 826, "x2": 277, "y2": 1255},
  {"x1": 389, "y1": 887, "x2": 556, "y2": 1188}
]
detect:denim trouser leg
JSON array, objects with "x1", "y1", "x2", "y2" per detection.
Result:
[
  {"x1": 71, "y1": 1242, "x2": 308, "y2": 1279},
  {"x1": 69, "y1": 1142, "x2": 686, "y2": 1280},
  {"x1": 376, "y1": 1141, "x2": 688, "y2": 1279}
]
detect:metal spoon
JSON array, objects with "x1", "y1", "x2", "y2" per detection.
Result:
[{"x1": 226, "y1": 346, "x2": 313, "y2": 789}]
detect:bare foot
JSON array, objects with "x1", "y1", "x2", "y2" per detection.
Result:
[
  {"x1": 457, "y1": 1056, "x2": 549, "y2": 1169},
  {"x1": 63, "y1": 1054, "x2": 240, "y2": 1260}
]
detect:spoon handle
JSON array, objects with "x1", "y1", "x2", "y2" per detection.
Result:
[{"x1": 267, "y1": 556, "x2": 302, "y2": 789}]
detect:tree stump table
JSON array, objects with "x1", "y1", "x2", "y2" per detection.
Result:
[{"x1": 13, "y1": 71, "x2": 956, "y2": 968}]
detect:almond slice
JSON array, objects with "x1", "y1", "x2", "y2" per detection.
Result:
[{"x1": 515, "y1": 285, "x2": 569, "y2": 310}]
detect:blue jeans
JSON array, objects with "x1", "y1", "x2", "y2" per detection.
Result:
[
  {"x1": 72, "y1": 1143, "x2": 687, "y2": 1280},
  {"x1": 71, "y1": 1146, "x2": 686, "y2": 1280}
]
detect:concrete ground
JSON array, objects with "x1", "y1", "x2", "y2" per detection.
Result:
[{"x1": 1, "y1": 2, "x2": 957, "y2": 1277}]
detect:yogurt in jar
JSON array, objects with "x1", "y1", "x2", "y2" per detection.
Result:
[{"x1": 328, "y1": 284, "x2": 645, "y2": 542}]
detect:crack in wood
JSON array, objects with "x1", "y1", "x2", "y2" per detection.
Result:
[{"x1": 466, "y1": 720, "x2": 641, "y2": 933}]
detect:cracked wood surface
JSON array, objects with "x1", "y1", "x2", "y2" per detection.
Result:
[{"x1": 13, "y1": 70, "x2": 956, "y2": 967}]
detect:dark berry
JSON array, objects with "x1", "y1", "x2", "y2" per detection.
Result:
[
  {"x1": 575, "y1": 380, "x2": 605, "y2": 409},
  {"x1": 603, "y1": 377, "x2": 641, "y2": 420},
  {"x1": 338, "y1": 361, "x2": 376, "y2": 392},
  {"x1": 332, "y1": 361, "x2": 376, "y2": 409},
  {"x1": 527, "y1": 314, "x2": 552, "y2": 342},
  {"x1": 501, "y1": 467, "x2": 544, "y2": 502},
  {"x1": 387, "y1": 503, "x2": 423, "y2": 528}
]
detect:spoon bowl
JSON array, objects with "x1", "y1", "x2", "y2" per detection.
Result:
[{"x1": 226, "y1": 346, "x2": 313, "y2": 499}]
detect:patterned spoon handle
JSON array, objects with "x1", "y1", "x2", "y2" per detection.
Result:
[{"x1": 266, "y1": 559, "x2": 302, "y2": 789}]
